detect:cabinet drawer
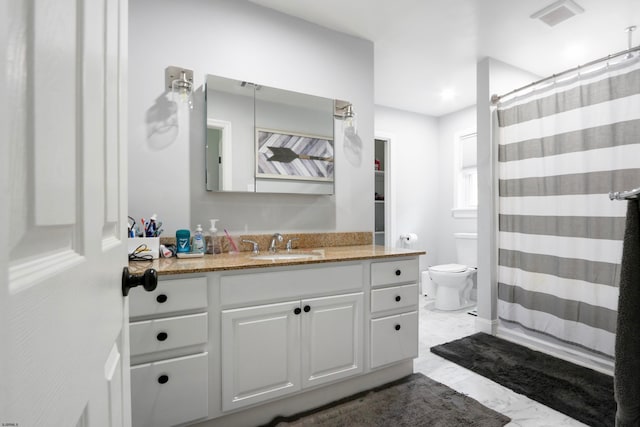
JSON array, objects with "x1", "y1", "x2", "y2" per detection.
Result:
[
  {"x1": 131, "y1": 352, "x2": 208, "y2": 427},
  {"x1": 370, "y1": 311, "x2": 418, "y2": 368},
  {"x1": 371, "y1": 259, "x2": 418, "y2": 287},
  {"x1": 130, "y1": 313, "x2": 208, "y2": 356},
  {"x1": 129, "y1": 276, "x2": 207, "y2": 318},
  {"x1": 371, "y1": 284, "x2": 418, "y2": 313},
  {"x1": 221, "y1": 264, "x2": 363, "y2": 307}
]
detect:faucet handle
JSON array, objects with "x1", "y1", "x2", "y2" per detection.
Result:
[
  {"x1": 286, "y1": 237, "x2": 300, "y2": 251},
  {"x1": 241, "y1": 239, "x2": 260, "y2": 254}
]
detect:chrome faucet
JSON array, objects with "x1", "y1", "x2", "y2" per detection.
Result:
[
  {"x1": 269, "y1": 233, "x2": 284, "y2": 253},
  {"x1": 242, "y1": 239, "x2": 260, "y2": 254},
  {"x1": 286, "y1": 237, "x2": 300, "y2": 251}
]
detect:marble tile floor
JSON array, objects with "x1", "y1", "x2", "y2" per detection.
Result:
[{"x1": 413, "y1": 297, "x2": 587, "y2": 427}]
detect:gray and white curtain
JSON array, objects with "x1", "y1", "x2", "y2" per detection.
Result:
[{"x1": 495, "y1": 57, "x2": 640, "y2": 356}]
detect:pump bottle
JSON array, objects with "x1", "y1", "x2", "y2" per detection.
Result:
[
  {"x1": 207, "y1": 219, "x2": 222, "y2": 254},
  {"x1": 193, "y1": 224, "x2": 205, "y2": 253}
]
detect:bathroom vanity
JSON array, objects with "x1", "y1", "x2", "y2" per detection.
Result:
[{"x1": 127, "y1": 244, "x2": 424, "y2": 427}]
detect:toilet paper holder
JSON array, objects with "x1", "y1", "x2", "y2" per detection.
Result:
[{"x1": 400, "y1": 233, "x2": 418, "y2": 243}]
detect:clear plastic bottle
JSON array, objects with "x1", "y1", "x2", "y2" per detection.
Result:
[
  {"x1": 207, "y1": 219, "x2": 222, "y2": 254},
  {"x1": 193, "y1": 224, "x2": 205, "y2": 253}
]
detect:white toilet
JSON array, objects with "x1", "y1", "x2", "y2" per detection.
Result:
[{"x1": 428, "y1": 232, "x2": 477, "y2": 311}]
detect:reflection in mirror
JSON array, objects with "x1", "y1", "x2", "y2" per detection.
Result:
[
  {"x1": 205, "y1": 74, "x2": 335, "y2": 194},
  {"x1": 205, "y1": 75, "x2": 255, "y2": 192}
]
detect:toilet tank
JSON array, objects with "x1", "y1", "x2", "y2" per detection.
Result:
[{"x1": 454, "y1": 233, "x2": 477, "y2": 267}]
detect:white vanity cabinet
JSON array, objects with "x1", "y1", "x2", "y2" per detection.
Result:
[
  {"x1": 128, "y1": 276, "x2": 209, "y2": 427},
  {"x1": 127, "y1": 251, "x2": 423, "y2": 426},
  {"x1": 370, "y1": 259, "x2": 419, "y2": 368},
  {"x1": 219, "y1": 265, "x2": 364, "y2": 412}
]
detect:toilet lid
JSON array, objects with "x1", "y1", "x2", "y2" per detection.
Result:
[{"x1": 430, "y1": 263, "x2": 467, "y2": 273}]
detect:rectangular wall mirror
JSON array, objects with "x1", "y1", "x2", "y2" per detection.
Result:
[{"x1": 205, "y1": 74, "x2": 336, "y2": 195}]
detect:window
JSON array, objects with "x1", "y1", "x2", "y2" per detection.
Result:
[{"x1": 453, "y1": 132, "x2": 477, "y2": 218}]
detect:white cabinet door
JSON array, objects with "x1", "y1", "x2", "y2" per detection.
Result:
[
  {"x1": 2, "y1": 1, "x2": 130, "y2": 426},
  {"x1": 221, "y1": 300, "x2": 302, "y2": 411},
  {"x1": 301, "y1": 292, "x2": 363, "y2": 388}
]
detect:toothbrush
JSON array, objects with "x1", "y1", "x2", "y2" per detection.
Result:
[{"x1": 224, "y1": 229, "x2": 239, "y2": 253}]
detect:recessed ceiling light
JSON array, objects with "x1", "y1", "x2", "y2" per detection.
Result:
[
  {"x1": 441, "y1": 88, "x2": 455, "y2": 101},
  {"x1": 531, "y1": 0, "x2": 584, "y2": 27}
]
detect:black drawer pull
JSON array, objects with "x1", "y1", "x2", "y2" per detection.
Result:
[
  {"x1": 395, "y1": 269, "x2": 401, "y2": 276},
  {"x1": 158, "y1": 374, "x2": 169, "y2": 384},
  {"x1": 294, "y1": 307, "x2": 301, "y2": 315},
  {"x1": 156, "y1": 332, "x2": 168, "y2": 341},
  {"x1": 303, "y1": 305, "x2": 311, "y2": 313},
  {"x1": 156, "y1": 294, "x2": 168, "y2": 303},
  {"x1": 395, "y1": 324, "x2": 401, "y2": 331},
  {"x1": 395, "y1": 295, "x2": 401, "y2": 302}
]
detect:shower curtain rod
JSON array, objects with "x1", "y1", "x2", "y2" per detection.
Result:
[
  {"x1": 609, "y1": 187, "x2": 640, "y2": 200},
  {"x1": 491, "y1": 45, "x2": 640, "y2": 104}
]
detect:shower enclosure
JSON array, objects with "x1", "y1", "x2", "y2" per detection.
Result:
[{"x1": 492, "y1": 51, "x2": 640, "y2": 357}]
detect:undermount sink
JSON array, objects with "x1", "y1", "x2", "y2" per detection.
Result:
[{"x1": 250, "y1": 252, "x2": 322, "y2": 261}]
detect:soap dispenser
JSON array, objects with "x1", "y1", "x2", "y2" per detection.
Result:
[
  {"x1": 193, "y1": 224, "x2": 205, "y2": 254},
  {"x1": 207, "y1": 219, "x2": 222, "y2": 254}
]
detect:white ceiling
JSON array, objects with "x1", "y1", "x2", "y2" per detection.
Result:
[{"x1": 249, "y1": 0, "x2": 639, "y2": 117}]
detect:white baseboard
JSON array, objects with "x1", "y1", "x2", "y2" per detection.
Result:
[
  {"x1": 496, "y1": 326, "x2": 614, "y2": 376},
  {"x1": 474, "y1": 317, "x2": 498, "y2": 334}
]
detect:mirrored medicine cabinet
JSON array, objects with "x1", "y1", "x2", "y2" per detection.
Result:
[{"x1": 205, "y1": 74, "x2": 338, "y2": 195}]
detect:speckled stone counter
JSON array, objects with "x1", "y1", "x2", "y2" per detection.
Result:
[
  {"x1": 159, "y1": 231, "x2": 374, "y2": 254},
  {"x1": 129, "y1": 245, "x2": 425, "y2": 276}
]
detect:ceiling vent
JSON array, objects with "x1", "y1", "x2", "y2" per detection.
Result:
[{"x1": 531, "y1": 0, "x2": 584, "y2": 27}]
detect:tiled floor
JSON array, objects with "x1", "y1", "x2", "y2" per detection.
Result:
[{"x1": 413, "y1": 297, "x2": 587, "y2": 427}]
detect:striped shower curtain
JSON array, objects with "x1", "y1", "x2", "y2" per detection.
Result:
[{"x1": 495, "y1": 57, "x2": 640, "y2": 356}]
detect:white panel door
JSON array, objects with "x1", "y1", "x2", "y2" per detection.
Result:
[
  {"x1": 301, "y1": 292, "x2": 363, "y2": 388},
  {"x1": 221, "y1": 301, "x2": 301, "y2": 411},
  {"x1": 1, "y1": 0, "x2": 130, "y2": 426}
]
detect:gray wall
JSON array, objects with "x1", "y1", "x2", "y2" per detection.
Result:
[
  {"x1": 129, "y1": 0, "x2": 374, "y2": 235},
  {"x1": 435, "y1": 106, "x2": 477, "y2": 266},
  {"x1": 476, "y1": 57, "x2": 540, "y2": 333},
  {"x1": 374, "y1": 106, "x2": 439, "y2": 273}
]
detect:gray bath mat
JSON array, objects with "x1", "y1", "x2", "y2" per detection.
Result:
[
  {"x1": 431, "y1": 332, "x2": 615, "y2": 426},
  {"x1": 261, "y1": 372, "x2": 510, "y2": 426}
]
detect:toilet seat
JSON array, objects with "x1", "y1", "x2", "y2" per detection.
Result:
[{"x1": 430, "y1": 263, "x2": 467, "y2": 273}]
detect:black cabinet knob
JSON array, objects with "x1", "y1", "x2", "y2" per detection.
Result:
[
  {"x1": 395, "y1": 269, "x2": 401, "y2": 276},
  {"x1": 156, "y1": 294, "x2": 168, "y2": 303},
  {"x1": 294, "y1": 307, "x2": 302, "y2": 315},
  {"x1": 395, "y1": 295, "x2": 401, "y2": 302},
  {"x1": 158, "y1": 375, "x2": 169, "y2": 384},
  {"x1": 303, "y1": 305, "x2": 311, "y2": 313},
  {"x1": 395, "y1": 324, "x2": 401, "y2": 331},
  {"x1": 156, "y1": 332, "x2": 168, "y2": 341}
]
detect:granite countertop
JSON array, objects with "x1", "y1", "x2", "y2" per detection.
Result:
[{"x1": 128, "y1": 245, "x2": 425, "y2": 276}]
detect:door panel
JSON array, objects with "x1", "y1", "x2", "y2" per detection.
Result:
[
  {"x1": 3, "y1": 0, "x2": 130, "y2": 426},
  {"x1": 301, "y1": 292, "x2": 363, "y2": 388},
  {"x1": 221, "y1": 301, "x2": 301, "y2": 411}
]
